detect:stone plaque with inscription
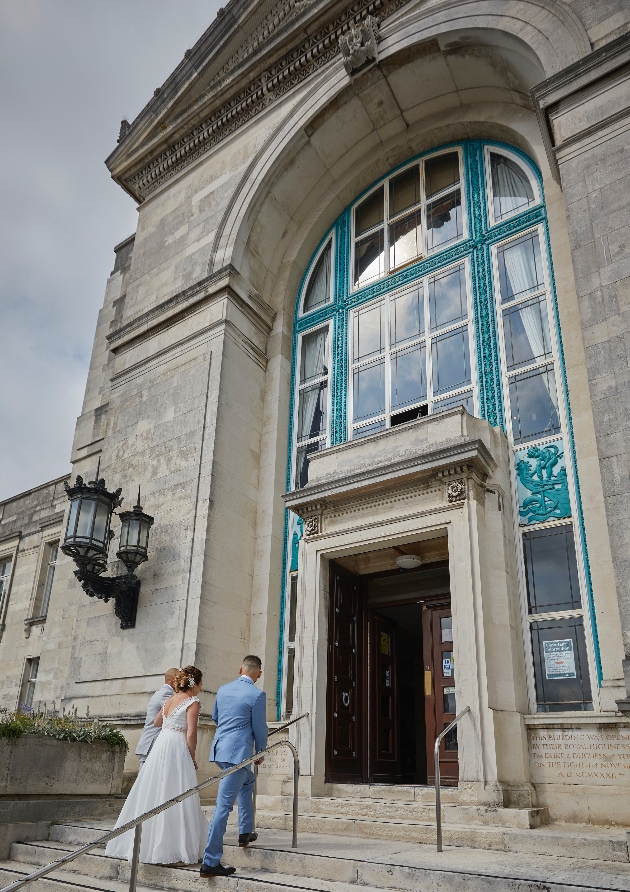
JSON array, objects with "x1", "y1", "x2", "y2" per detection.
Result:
[{"x1": 529, "y1": 726, "x2": 630, "y2": 785}]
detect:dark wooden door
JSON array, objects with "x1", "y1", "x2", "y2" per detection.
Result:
[
  {"x1": 326, "y1": 562, "x2": 363, "y2": 782},
  {"x1": 369, "y1": 612, "x2": 400, "y2": 782},
  {"x1": 423, "y1": 604, "x2": 458, "y2": 784}
]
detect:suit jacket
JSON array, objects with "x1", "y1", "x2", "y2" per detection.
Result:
[
  {"x1": 135, "y1": 683, "x2": 175, "y2": 757},
  {"x1": 209, "y1": 676, "x2": 268, "y2": 764}
]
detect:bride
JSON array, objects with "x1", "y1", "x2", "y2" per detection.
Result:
[{"x1": 106, "y1": 666, "x2": 209, "y2": 865}]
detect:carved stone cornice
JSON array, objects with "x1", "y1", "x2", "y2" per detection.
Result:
[{"x1": 107, "y1": 0, "x2": 409, "y2": 202}]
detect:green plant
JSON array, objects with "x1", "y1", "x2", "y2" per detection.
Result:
[{"x1": 0, "y1": 707, "x2": 128, "y2": 751}]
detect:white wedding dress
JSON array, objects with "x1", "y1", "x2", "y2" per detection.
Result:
[{"x1": 105, "y1": 696, "x2": 209, "y2": 864}]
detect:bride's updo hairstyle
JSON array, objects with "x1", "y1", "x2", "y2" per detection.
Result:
[{"x1": 173, "y1": 666, "x2": 202, "y2": 692}]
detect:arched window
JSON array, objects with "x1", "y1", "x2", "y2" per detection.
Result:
[
  {"x1": 302, "y1": 239, "x2": 332, "y2": 314},
  {"x1": 283, "y1": 140, "x2": 599, "y2": 719}
]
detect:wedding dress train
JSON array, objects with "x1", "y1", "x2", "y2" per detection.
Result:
[{"x1": 105, "y1": 696, "x2": 208, "y2": 864}]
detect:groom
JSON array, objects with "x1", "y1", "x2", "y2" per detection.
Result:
[
  {"x1": 135, "y1": 668, "x2": 178, "y2": 769},
  {"x1": 200, "y1": 655, "x2": 267, "y2": 878}
]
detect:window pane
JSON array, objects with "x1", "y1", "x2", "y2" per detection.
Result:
[
  {"x1": 295, "y1": 439, "x2": 325, "y2": 489},
  {"x1": 425, "y1": 152, "x2": 459, "y2": 198},
  {"x1": 65, "y1": 499, "x2": 78, "y2": 538},
  {"x1": 491, "y1": 152, "x2": 535, "y2": 220},
  {"x1": 41, "y1": 560, "x2": 57, "y2": 618},
  {"x1": 285, "y1": 647, "x2": 295, "y2": 717},
  {"x1": 443, "y1": 686, "x2": 456, "y2": 714},
  {"x1": 355, "y1": 186, "x2": 384, "y2": 236},
  {"x1": 303, "y1": 242, "x2": 331, "y2": 312},
  {"x1": 427, "y1": 190, "x2": 462, "y2": 250},
  {"x1": 431, "y1": 327, "x2": 471, "y2": 395},
  {"x1": 523, "y1": 525, "x2": 581, "y2": 614},
  {"x1": 300, "y1": 329, "x2": 328, "y2": 384},
  {"x1": 92, "y1": 500, "x2": 110, "y2": 547},
  {"x1": 433, "y1": 391, "x2": 474, "y2": 415},
  {"x1": 0, "y1": 560, "x2": 11, "y2": 580},
  {"x1": 355, "y1": 230, "x2": 384, "y2": 285},
  {"x1": 498, "y1": 232, "x2": 544, "y2": 302},
  {"x1": 389, "y1": 211, "x2": 421, "y2": 268},
  {"x1": 353, "y1": 419, "x2": 386, "y2": 439},
  {"x1": 429, "y1": 265, "x2": 467, "y2": 331},
  {"x1": 353, "y1": 360, "x2": 385, "y2": 422},
  {"x1": 391, "y1": 404, "x2": 428, "y2": 426},
  {"x1": 503, "y1": 296, "x2": 552, "y2": 371},
  {"x1": 75, "y1": 498, "x2": 96, "y2": 540},
  {"x1": 353, "y1": 303, "x2": 384, "y2": 362},
  {"x1": 391, "y1": 343, "x2": 427, "y2": 411},
  {"x1": 509, "y1": 364, "x2": 560, "y2": 444},
  {"x1": 391, "y1": 289, "x2": 424, "y2": 347},
  {"x1": 531, "y1": 617, "x2": 592, "y2": 711},
  {"x1": 297, "y1": 382, "x2": 327, "y2": 441},
  {"x1": 389, "y1": 165, "x2": 420, "y2": 217},
  {"x1": 288, "y1": 574, "x2": 298, "y2": 642}
]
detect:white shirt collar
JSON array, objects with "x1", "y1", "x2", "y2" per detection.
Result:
[{"x1": 239, "y1": 675, "x2": 254, "y2": 684}]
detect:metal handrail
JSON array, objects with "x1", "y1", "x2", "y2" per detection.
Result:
[
  {"x1": 434, "y1": 705, "x2": 470, "y2": 853},
  {"x1": 252, "y1": 712, "x2": 306, "y2": 833},
  {"x1": 0, "y1": 712, "x2": 309, "y2": 892}
]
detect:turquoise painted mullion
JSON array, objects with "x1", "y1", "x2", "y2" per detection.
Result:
[
  {"x1": 465, "y1": 140, "x2": 504, "y2": 430},
  {"x1": 331, "y1": 210, "x2": 351, "y2": 445}
]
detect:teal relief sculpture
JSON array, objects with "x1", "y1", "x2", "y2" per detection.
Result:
[
  {"x1": 515, "y1": 442, "x2": 571, "y2": 525},
  {"x1": 289, "y1": 517, "x2": 304, "y2": 572}
]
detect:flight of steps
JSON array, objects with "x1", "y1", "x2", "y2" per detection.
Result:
[{"x1": 2, "y1": 795, "x2": 630, "y2": 892}]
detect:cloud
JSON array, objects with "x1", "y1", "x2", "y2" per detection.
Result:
[{"x1": 0, "y1": 0, "x2": 221, "y2": 500}]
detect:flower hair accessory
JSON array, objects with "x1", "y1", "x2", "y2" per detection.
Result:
[{"x1": 187, "y1": 676, "x2": 195, "y2": 688}]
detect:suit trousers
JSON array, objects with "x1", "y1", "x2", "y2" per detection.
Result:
[{"x1": 202, "y1": 762, "x2": 255, "y2": 867}]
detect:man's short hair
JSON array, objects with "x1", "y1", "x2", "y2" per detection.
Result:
[
  {"x1": 165, "y1": 668, "x2": 179, "y2": 680},
  {"x1": 242, "y1": 655, "x2": 262, "y2": 672}
]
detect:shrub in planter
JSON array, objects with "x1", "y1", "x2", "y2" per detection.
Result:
[{"x1": 0, "y1": 707, "x2": 127, "y2": 796}]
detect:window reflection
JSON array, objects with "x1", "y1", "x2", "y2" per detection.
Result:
[
  {"x1": 498, "y1": 232, "x2": 544, "y2": 302},
  {"x1": 389, "y1": 165, "x2": 420, "y2": 216},
  {"x1": 355, "y1": 187, "x2": 384, "y2": 236},
  {"x1": 391, "y1": 289, "x2": 424, "y2": 346},
  {"x1": 490, "y1": 152, "x2": 535, "y2": 221},
  {"x1": 354, "y1": 302, "x2": 384, "y2": 362},
  {"x1": 433, "y1": 391, "x2": 474, "y2": 415},
  {"x1": 303, "y1": 242, "x2": 331, "y2": 313},
  {"x1": 353, "y1": 360, "x2": 385, "y2": 422},
  {"x1": 389, "y1": 211, "x2": 421, "y2": 269},
  {"x1": 425, "y1": 152, "x2": 459, "y2": 198},
  {"x1": 427, "y1": 190, "x2": 462, "y2": 251},
  {"x1": 355, "y1": 230, "x2": 384, "y2": 286},
  {"x1": 431, "y1": 327, "x2": 471, "y2": 395},
  {"x1": 508, "y1": 363, "x2": 560, "y2": 444},
  {"x1": 391, "y1": 343, "x2": 426, "y2": 411},
  {"x1": 503, "y1": 297, "x2": 552, "y2": 371},
  {"x1": 430, "y1": 265, "x2": 467, "y2": 331}
]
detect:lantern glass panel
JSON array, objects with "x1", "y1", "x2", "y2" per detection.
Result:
[
  {"x1": 65, "y1": 500, "x2": 79, "y2": 539},
  {"x1": 139, "y1": 522, "x2": 150, "y2": 550},
  {"x1": 93, "y1": 501, "x2": 110, "y2": 546},
  {"x1": 129, "y1": 518, "x2": 141, "y2": 547},
  {"x1": 76, "y1": 498, "x2": 97, "y2": 540}
]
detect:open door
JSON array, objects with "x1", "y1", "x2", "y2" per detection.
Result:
[
  {"x1": 370, "y1": 612, "x2": 400, "y2": 782},
  {"x1": 326, "y1": 562, "x2": 363, "y2": 782},
  {"x1": 423, "y1": 603, "x2": 458, "y2": 784}
]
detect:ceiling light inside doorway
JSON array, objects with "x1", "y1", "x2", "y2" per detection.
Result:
[{"x1": 396, "y1": 554, "x2": 422, "y2": 570}]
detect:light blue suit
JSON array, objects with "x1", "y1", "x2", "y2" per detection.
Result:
[{"x1": 202, "y1": 676, "x2": 267, "y2": 868}]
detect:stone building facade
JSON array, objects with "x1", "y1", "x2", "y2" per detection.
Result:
[{"x1": 2, "y1": 0, "x2": 630, "y2": 824}]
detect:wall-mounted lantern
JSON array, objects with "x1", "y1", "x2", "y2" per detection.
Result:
[{"x1": 61, "y1": 465, "x2": 154, "y2": 629}]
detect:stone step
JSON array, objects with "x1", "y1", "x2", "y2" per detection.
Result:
[
  {"x1": 320, "y1": 783, "x2": 459, "y2": 803},
  {"x1": 255, "y1": 794, "x2": 548, "y2": 828},
  {"x1": 250, "y1": 809, "x2": 628, "y2": 860},
  {"x1": 7, "y1": 823, "x2": 630, "y2": 892}
]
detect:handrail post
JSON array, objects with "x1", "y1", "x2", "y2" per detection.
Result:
[
  {"x1": 128, "y1": 824, "x2": 142, "y2": 892},
  {"x1": 253, "y1": 762, "x2": 258, "y2": 833},
  {"x1": 434, "y1": 706, "x2": 470, "y2": 854},
  {"x1": 292, "y1": 744, "x2": 300, "y2": 848}
]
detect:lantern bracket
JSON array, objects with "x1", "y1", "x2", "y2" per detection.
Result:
[{"x1": 73, "y1": 567, "x2": 141, "y2": 630}]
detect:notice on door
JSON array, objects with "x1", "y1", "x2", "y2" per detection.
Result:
[
  {"x1": 543, "y1": 639, "x2": 576, "y2": 679},
  {"x1": 529, "y1": 727, "x2": 630, "y2": 785}
]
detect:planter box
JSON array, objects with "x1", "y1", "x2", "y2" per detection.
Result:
[{"x1": 0, "y1": 736, "x2": 124, "y2": 796}]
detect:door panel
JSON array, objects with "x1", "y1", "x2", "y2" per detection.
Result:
[
  {"x1": 423, "y1": 603, "x2": 458, "y2": 784},
  {"x1": 326, "y1": 562, "x2": 363, "y2": 782},
  {"x1": 370, "y1": 612, "x2": 400, "y2": 781}
]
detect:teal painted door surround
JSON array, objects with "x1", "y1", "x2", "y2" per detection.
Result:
[{"x1": 276, "y1": 140, "x2": 601, "y2": 718}]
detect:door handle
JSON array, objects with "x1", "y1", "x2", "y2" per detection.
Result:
[
  {"x1": 424, "y1": 669, "x2": 433, "y2": 696},
  {"x1": 342, "y1": 691, "x2": 350, "y2": 707}
]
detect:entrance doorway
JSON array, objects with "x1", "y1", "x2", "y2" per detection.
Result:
[{"x1": 326, "y1": 553, "x2": 458, "y2": 785}]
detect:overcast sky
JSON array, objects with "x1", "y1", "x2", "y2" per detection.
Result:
[{"x1": 0, "y1": 0, "x2": 221, "y2": 501}]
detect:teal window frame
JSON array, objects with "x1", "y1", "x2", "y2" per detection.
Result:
[{"x1": 276, "y1": 139, "x2": 601, "y2": 717}]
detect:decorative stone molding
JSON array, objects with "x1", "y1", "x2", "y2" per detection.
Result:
[
  {"x1": 339, "y1": 14, "x2": 379, "y2": 74},
  {"x1": 305, "y1": 516, "x2": 320, "y2": 536},
  {"x1": 289, "y1": 501, "x2": 327, "y2": 537},
  {"x1": 446, "y1": 479, "x2": 466, "y2": 503},
  {"x1": 113, "y1": 0, "x2": 410, "y2": 201}
]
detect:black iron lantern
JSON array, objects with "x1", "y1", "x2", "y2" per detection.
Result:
[
  {"x1": 117, "y1": 490, "x2": 154, "y2": 572},
  {"x1": 61, "y1": 465, "x2": 154, "y2": 630}
]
